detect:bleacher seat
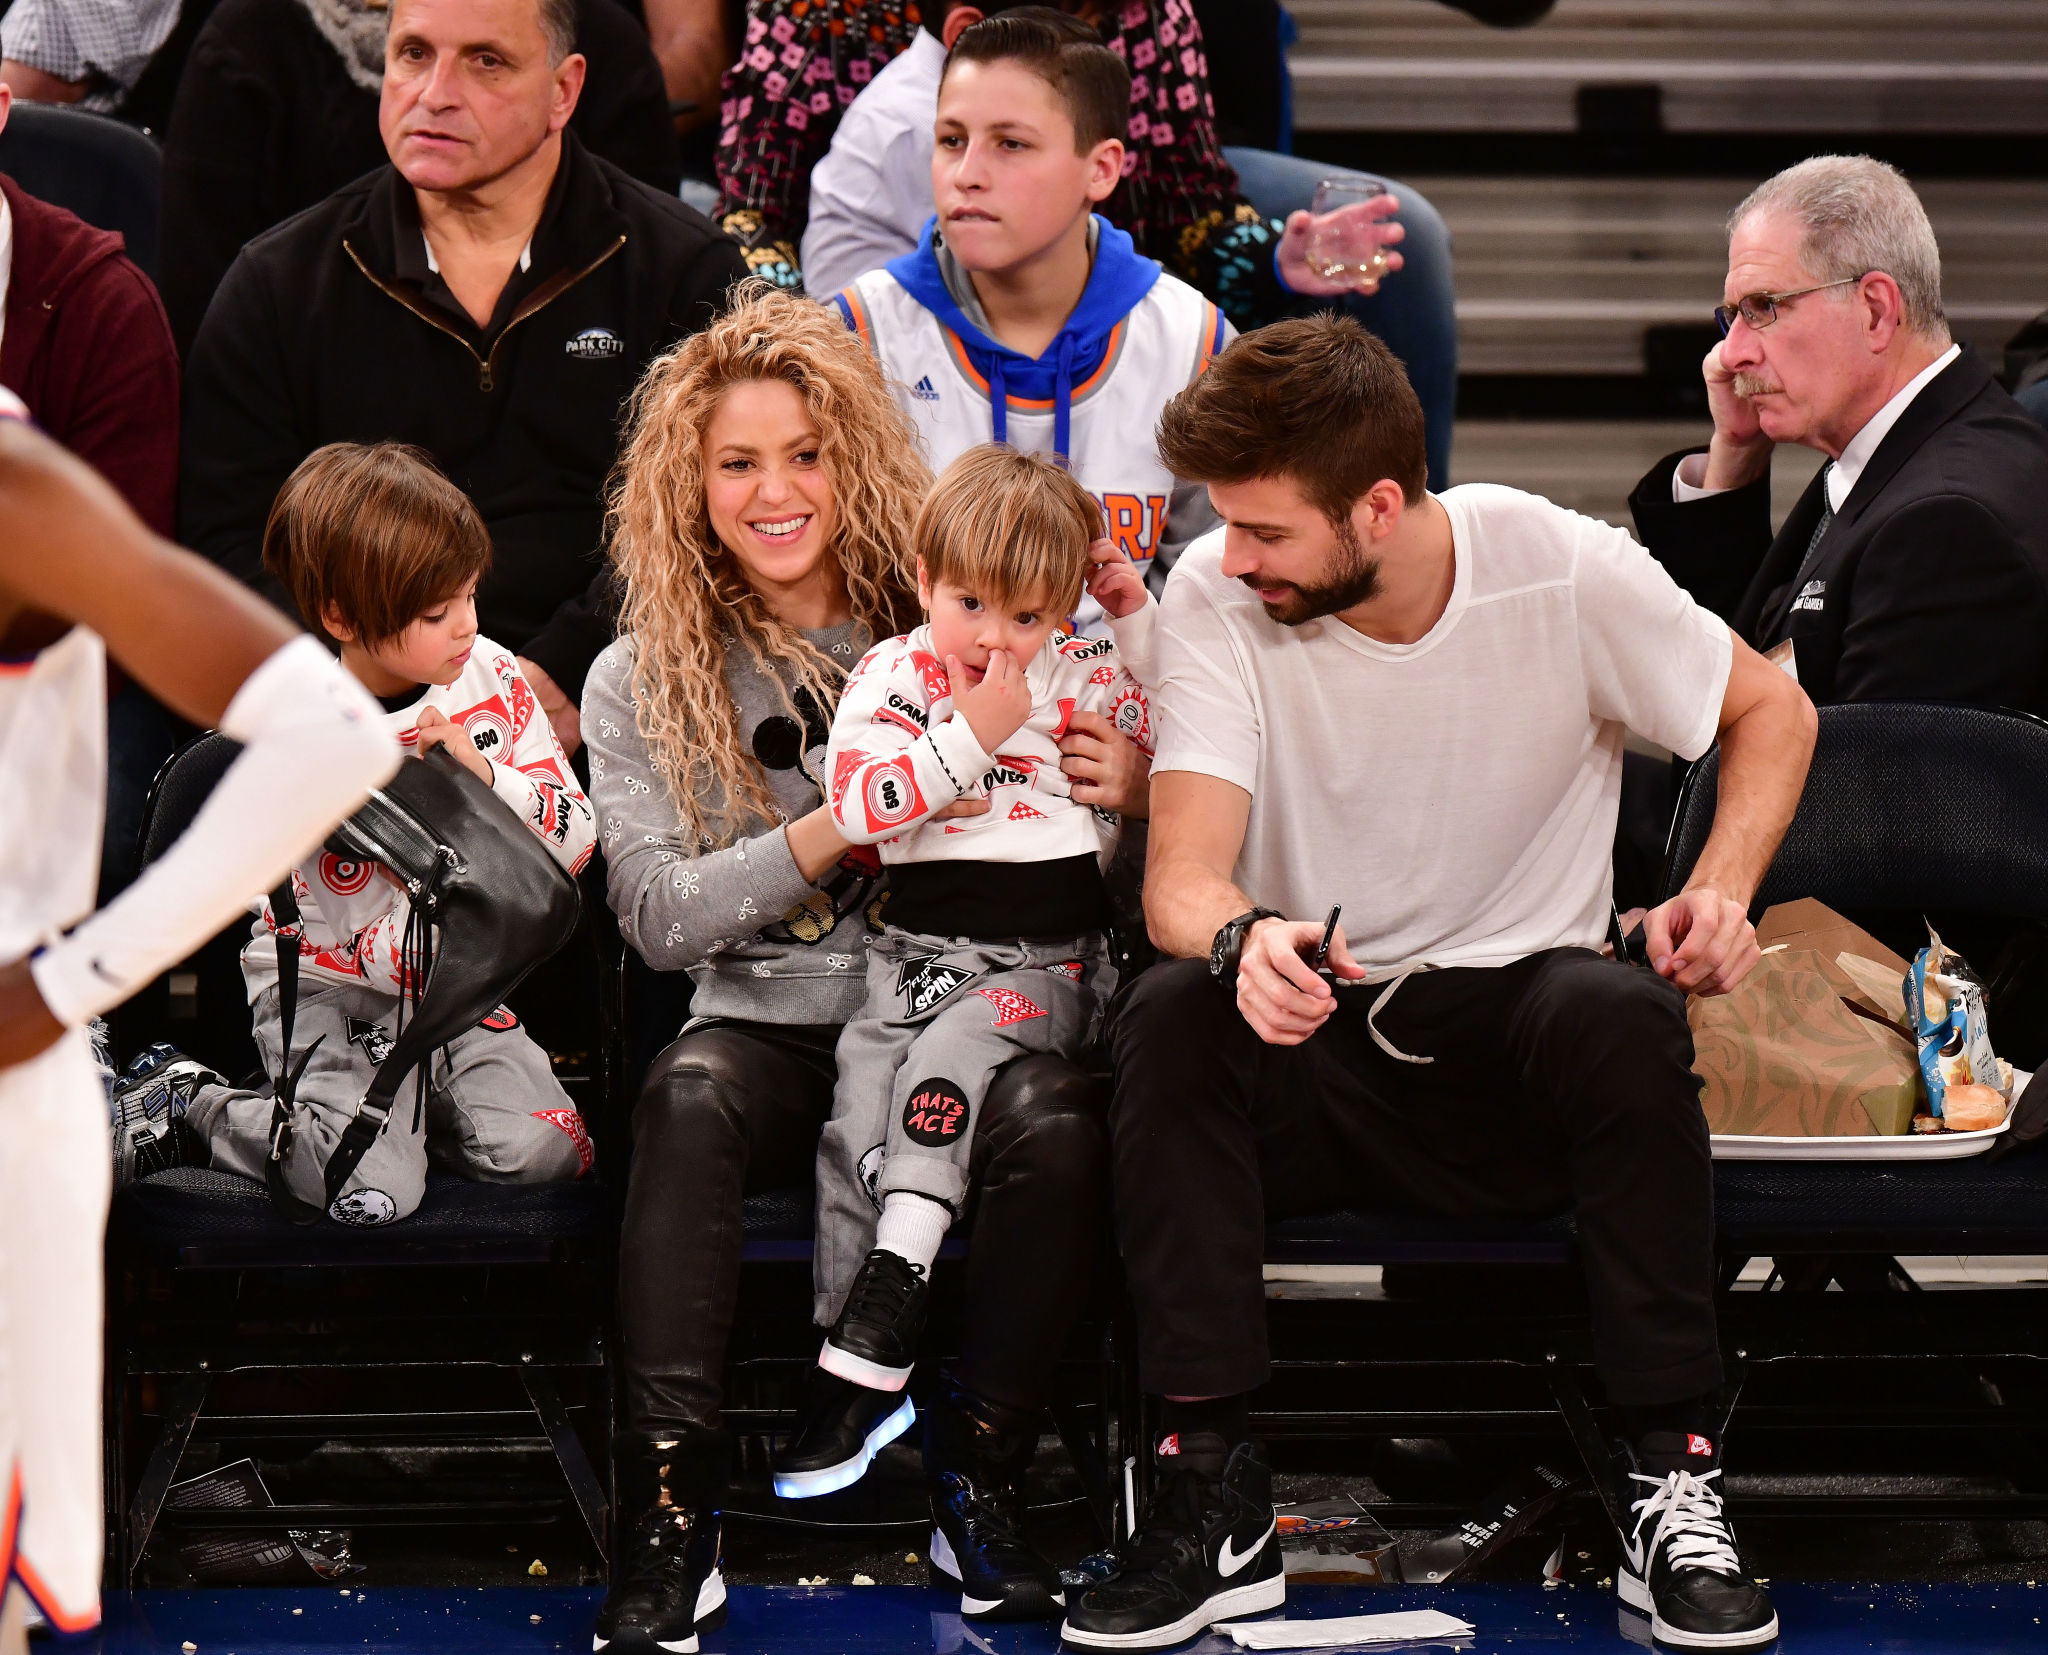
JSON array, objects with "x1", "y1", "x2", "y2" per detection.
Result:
[{"x1": 0, "y1": 101, "x2": 163, "y2": 278}]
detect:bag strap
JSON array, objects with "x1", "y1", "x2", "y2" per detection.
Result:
[{"x1": 262, "y1": 877, "x2": 329, "y2": 1225}]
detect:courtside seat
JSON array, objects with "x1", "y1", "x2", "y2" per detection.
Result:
[
  {"x1": 115, "y1": 1167, "x2": 609, "y2": 1269},
  {"x1": 1710, "y1": 1155, "x2": 2048, "y2": 1257}
]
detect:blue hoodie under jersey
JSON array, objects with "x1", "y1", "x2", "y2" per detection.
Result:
[{"x1": 877, "y1": 213, "x2": 1161, "y2": 461}]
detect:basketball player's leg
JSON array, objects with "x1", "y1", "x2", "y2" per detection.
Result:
[{"x1": 0, "y1": 1034, "x2": 111, "y2": 1642}]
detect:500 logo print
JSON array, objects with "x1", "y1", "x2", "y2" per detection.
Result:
[
  {"x1": 901, "y1": 1078, "x2": 970, "y2": 1146},
  {"x1": 860, "y1": 755, "x2": 926, "y2": 834}
]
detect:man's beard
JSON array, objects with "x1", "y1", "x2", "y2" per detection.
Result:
[{"x1": 1241, "y1": 518, "x2": 1382, "y2": 626}]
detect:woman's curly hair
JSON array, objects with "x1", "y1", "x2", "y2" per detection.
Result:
[{"x1": 606, "y1": 281, "x2": 927, "y2": 845}]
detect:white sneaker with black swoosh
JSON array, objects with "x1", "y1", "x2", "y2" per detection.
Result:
[
  {"x1": 1611, "y1": 1433, "x2": 1777, "y2": 1651},
  {"x1": 1060, "y1": 1433, "x2": 1284, "y2": 1651}
]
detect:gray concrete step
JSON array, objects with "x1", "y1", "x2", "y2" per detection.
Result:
[
  {"x1": 1391, "y1": 175, "x2": 2048, "y2": 375},
  {"x1": 1289, "y1": 0, "x2": 2048, "y2": 134}
]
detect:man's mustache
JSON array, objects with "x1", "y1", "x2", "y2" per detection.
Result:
[{"x1": 1731, "y1": 372, "x2": 1782, "y2": 399}]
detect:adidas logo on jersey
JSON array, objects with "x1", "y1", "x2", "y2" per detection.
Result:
[{"x1": 911, "y1": 375, "x2": 941, "y2": 402}]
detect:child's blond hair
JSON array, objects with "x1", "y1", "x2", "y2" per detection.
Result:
[{"x1": 913, "y1": 445, "x2": 1103, "y2": 617}]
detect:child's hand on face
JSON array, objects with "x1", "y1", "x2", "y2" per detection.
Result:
[
  {"x1": 414, "y1": 705, "x2": 493, "y2": 785},
  {"x1": 1085, "y1": 537, "x2": 1151, "y2": 620},
  {"x1": 948, "y1": 650, "x2": 1032, "y2": 754}
]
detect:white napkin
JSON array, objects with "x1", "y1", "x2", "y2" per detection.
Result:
[{"x1": 1214, "y1": 1610, "x2": 1475, "y2": 1649}]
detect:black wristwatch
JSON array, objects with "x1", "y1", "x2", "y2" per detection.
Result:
[{"x1": 1210, "y1": 908, "x2": 1285, "y2": 983}]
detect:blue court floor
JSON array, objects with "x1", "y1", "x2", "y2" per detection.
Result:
[{"x1": 95, "y1": 1581, "x2": 2048, "y2": 1654}]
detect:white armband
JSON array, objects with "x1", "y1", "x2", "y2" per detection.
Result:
[{"x1": 31, "y1": 637, "x2": 401, "y2": 1026}]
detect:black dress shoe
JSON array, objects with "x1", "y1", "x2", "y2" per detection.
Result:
[
  {"x1": 1611, "y1": 1433, "x2": 1778, "y2": 1651},
  {"x1": 1061, "y1": 1432, "x2": 1283, "y2": 1650},
  {"x1": 925, "y1": 1375, "x2": 1064, "y2": 1620},
  {"x1": 771, "y1": 1366, "x2": 918, "y2": 1499},
  {"x1": 594, "y1": 1433, "x2": 728, "y2": 1655}
]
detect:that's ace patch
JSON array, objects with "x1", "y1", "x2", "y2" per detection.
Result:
[{"x1": 902, "y1": 1077, "x2": 970, "y2": 1146}]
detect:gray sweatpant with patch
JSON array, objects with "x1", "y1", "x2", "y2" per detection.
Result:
[
  {"x1": 187, "y1": 979, "x2": 591, "y2": 1226},
  {"x1": 813, "y1": 927, "x2": 1110, "y2": 1322}
]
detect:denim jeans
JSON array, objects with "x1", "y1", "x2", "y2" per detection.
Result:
[{"x1": 1223, "y1": 146, "x2": 1458, "y2": 488}]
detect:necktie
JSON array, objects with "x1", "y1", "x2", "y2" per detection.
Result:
[{"x1": 1789, "y1": 462, "x2": 1836, "y2": 594}]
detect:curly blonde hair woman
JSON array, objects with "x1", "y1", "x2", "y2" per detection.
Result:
[
  {"x1": 607, "y1": 280, "x2": 925, "y2": 844},
  {"x1": 582, "y1": 283, "x2": 1152, "y2": 1653}
]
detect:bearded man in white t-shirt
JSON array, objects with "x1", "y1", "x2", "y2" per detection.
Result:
[{"x1": 1061, "y1": 316, "x2": 1816, "y2": 1655}]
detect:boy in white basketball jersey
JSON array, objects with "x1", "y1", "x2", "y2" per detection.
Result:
[{"x1": 828, "y1": 10, "x2": 1231, "y2": 632}]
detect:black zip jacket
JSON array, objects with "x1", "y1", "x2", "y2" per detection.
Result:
[
  {"x1": 157, "y1": 0, "x2": 684, "y2": 357},
  {"x1": 180, "y1": 133, "x2": 747, "y2": 698}
]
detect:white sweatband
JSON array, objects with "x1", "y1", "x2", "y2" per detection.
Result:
[{"x1": 32, "y1": 636, "x2": 401, "y2": 1027}]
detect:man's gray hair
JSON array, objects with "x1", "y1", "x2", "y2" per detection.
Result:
[
  {"x1": 537, "y1": 0, "x2": 577, "y2": 65},
  {"x1": 1729, "y1": 155, "x2": 1948, "y2": 341}
]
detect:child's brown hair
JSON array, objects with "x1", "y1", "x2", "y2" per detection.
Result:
[
  {"x1": 263, "y1": 442, "x2": 492, "y2": 650},
  {"x1": 914, "y1": 445, "x2": 1102, "y2": 617}
]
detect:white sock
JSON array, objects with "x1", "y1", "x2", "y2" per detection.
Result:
[{"x1": 874, "y1": 1191, "x2": 951, "y2": 1275}]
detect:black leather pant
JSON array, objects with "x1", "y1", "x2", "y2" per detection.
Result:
[{"x1": 619, "y1": 1020, "x2": 1107, "y2": 1437}]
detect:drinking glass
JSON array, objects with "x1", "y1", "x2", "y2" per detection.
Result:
[{"x1": 1305, "y1": 176, "x2": 1399, "y2": 289}]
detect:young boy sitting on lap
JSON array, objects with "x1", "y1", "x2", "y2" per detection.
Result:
[
  {"x1": 117, "y1": 442, "x2": 598, "y2": 1225},
  {"x1": 772, "y1": 445, "x2": 1152, "y2": 1518},
  {"x1": 829, "y1": 9, "x2": 1231, "y2": 631}
]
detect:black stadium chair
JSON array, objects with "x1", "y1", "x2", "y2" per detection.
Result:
[
  {"x1": 0, "y1": 101, "x2": 163, "y2": 279},
  {"x1": 107, "y1": 734, "x2": 615, "y2": 1582},
  {"x1": 1228, "y1": 702, "x2": 2048, "y2": 1525}
]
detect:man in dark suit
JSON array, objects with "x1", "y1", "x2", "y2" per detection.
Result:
[{"x1": 1630, "y1": 155, "x2": 2048, "y2": 715}]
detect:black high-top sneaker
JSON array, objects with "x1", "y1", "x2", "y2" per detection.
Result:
[
  {"x1": 771, "y1": 1365, "x2": 919, "y2": 1499},
  {"x1": 594, "y1": 1432, "x2": 728, "y2": 1655},
  {"x1": 924, "y1": 1375, "x2": 1064, "y2": 1621},
  {"x1": 1611, "y1": 1431, "x2": 1778, "y2": 1651},
  {"x1": 1061, "y1": 1432, "x2": 1284, "y2": 1650},
  {"x1": 819, "y1": 1248, "x2": 929, "y2": 1389},
  {"x1": 111, "y1": 1044, "x2": 221, "y2": 1188}
]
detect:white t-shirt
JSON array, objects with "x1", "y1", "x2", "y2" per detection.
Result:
[
  {"x1": 800, "y1": 26, "x2": 945, "y2": 295},
  {"x1": 1152, "y1": 485, "x2": 1733, "y2": 974}
]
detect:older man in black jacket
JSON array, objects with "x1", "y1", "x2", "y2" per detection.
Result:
[
  {"x1": 181, "y1": 0, "x2": 746, "y2": 752},
  {"x1": 1630, "y1": 155, "x2": 2048, "y2": 716}
]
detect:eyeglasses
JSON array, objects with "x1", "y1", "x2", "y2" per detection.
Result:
[{"x1": 1714, "y1": 275, "x2": 1866, "y2": 336}]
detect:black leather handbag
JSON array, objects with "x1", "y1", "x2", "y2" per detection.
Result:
[{"x1": 264, "y1": 745, "x2": 581, "y2": 1222}]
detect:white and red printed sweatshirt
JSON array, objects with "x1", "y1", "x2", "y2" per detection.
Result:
[
  {"x1": 825, "y1": 606, "x2": 1155, "y2": 940},
  {"x1": 241, "y1": 636, "x2": 596, "y2": 1000}
]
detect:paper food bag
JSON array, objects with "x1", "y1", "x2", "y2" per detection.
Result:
[
  {"x1": 1689, "y1": 947, "x2": 1921, "y2": 1136},
  {"x1": 1755, "y1": 899, "x2": 1913, "y2": 1026}
]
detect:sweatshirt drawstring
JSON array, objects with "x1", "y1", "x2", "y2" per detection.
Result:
[
  {"x1": 988, "y1": 356, "x2": 1009, "y2": 446},
  {"x1": 1053, "y1": 333, "x2": 1076, "y2": 460},
  {"x1": 1366, "y1": 967, "x2": 1433, "y2": 1065},
  {"x1": 985, "y1": 341, "x2": 1074, "y2": 457}
]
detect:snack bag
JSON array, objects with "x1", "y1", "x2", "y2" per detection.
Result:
[{"x1": 1906, "y1": 925, "x2": 2012, "y2": 1122}]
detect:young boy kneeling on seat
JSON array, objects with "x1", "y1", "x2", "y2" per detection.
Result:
[
  {"x1": 773, "y1": 445, "x2": 1154, "y2": 1512},
  {"x1": 113, "y1": 443, "x2": 597, "y2": 1224}
]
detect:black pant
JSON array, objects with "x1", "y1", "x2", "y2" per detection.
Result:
[
  {"x1": 1109, "y1": 952, "x2": 1721, "y2": 1406},
  {"x1": 620, "y1": 1020, "x2": 1107, "y2": 1436}
]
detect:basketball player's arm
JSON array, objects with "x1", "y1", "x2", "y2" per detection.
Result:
[
  {"x1": 1146, "y1": 771, "x2": 1366, "y2": 1047},
  {"x1": 1641, "y1": 628, "x2": 1816, "y2": 995},
  {"x1": 0, "y1": 421, "x2": 400, "y2": 1062}
]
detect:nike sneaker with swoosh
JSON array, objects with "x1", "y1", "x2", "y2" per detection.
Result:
[
  {"x1": 1611, "y1": 1434, "x2": 1777, "y2": 1651},
  {"x1": 1061, "y1": 1432, "x2": 1283, "y2": 1650}
]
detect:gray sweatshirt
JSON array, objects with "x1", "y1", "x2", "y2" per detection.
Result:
[{"x1": 582, "y1": 621, "x2": 884, "y2": 1027}]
